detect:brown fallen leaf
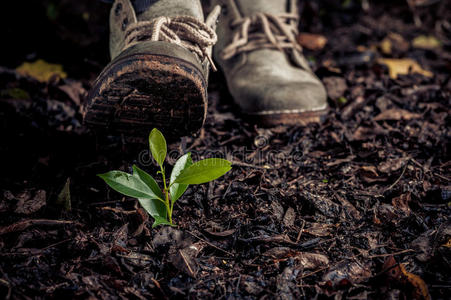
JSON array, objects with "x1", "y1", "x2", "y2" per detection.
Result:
[
  {"x1": 392, "y1": 193, "x2": 412, "y2": 215},
  {"x1": 323, "y1": 261, "x2": 372, "y2": 285},
  {"x1": 374, "y1": 204, "x2": 407, "y2": 225},
  {"x1": 263, "y1": 247, "x2": 329, "y2": 269},
  {"x1": 204, "y1": 228, "x2": 236, "y2": 238},
  {"x1": 361, "y1": 165, "x2": 379, "y2": 177},
  {"x1": 336, "y1": 195, "x2": 361, "y2": 220},
  {"x1": 323, "y1": 76, "x2": 347, "y2": 100},
  {"x1": 59, "y1": 81, "x2": 86, "y2": 106},
  {"x1": 296, "y1": 252, "x2": 330, "y2": 269},
  {"x1": 283, "y1": 207, "x2": 296, "y2": 227},
  {"x1": 16, "y1": 59, "x2": 67, "y2": 82},
  {"x1": 170, "y1": 241, "x2": 205, "y2": 278},
  {"x1": 379, "y1": 33, "x2": 409, "y2": 55},
  {"x1": 350, "y1": 124, "x2": 388, "y2": 141},
  {"x1": 297, "y1": 33, "x2": 327, "y2": 50},
  {"x1": 377, "y1": 58, "x2": 433, "y2": 79},
  {"x1": 383, "y1": 256, "x2": 431, "y2": 300},
  {"x1": 410, "y1": 230, "x2": 434, "y2": 262},
  {"x1": 303, "y1": 223, "x2": 334, "y2": 237},
  {"x1": 14, "y1": 190, "x2": 46, "y2": 215},
  {"x1": 374, "y1": 108, "x2": 421, "y2": 121},
  {"x1": 378, "y1": 157, "x2": 408, "y2": 173}
]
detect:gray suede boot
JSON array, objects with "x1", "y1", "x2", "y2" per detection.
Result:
[
  {"x1": 84, "y1": 0, "x2": 220, "y2": 138},
  {"x1": 210, "y1": 0, "x2": 328, "y2": 125}
]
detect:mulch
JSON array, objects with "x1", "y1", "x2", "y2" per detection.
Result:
[{"x1": 0, "y1": 0, "x2": 450, "y2": 299}]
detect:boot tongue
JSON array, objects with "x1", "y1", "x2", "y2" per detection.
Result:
[
  {"x1": 236, "y1": 0, "x2": 288, "y2": 16},
  {"x1": 136, "y1": 0, "x2": 204, "y2": 21}
]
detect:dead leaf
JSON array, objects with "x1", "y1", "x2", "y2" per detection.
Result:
[
  {"x1": 375, "y1": 204, "x2": 406, "y2": 225},
  {"x1": 379, "y1": 33, "x2": 409, "y2": 55},
  {"x1": 263, "y1": 246, "x2": 329, "y2": 269},
  {"x1": 411, "y1": 230, "x2": 434, "y2": 262},
  {"x1": 303, "y1": 223, "x2": 334, "y2": 237},
  {"x1": 383, "y1": 256, "x2": 431, "y2": 300},
  {"x1": 378, "y1": 157, "x2": 408, "y2": 173},
  {"x1": 377, "y1": 58, "x2": 433, "y2": 79},
  {"x1": 361, "y1": 165, "x2": 379, "y2": 176},
  {"x1": 336, "y1": 195, "x2": 361, "y2": 220},
  {"x1": 277, "y1": 267, "x2": 300, "y2": 299},
  {"x1": 380, "y1": 38, "x2": 392, "y2": 55},
  {"x1": 350, "y1": 124, "x2": 388, "y2": 141},
  {"x1": 323, "y1": 76, "x2": 347, "y2": 100},
  {"x1": 359, "y1": 165, "x2": 387, "y2": 183},
  {"x1": 14, "y1": 190, "x2": 46, "y2": 215},
  {"x1": 283, "y1": 207, "x2": 296, "y2": 227},
  {"x1": 297, "y1": 33, "x2": 327, "y2": 50},
  {"x1": 16, "y1": 59, "x2": 67, "y2": 82},
  {"x1": 296, "y1": 252, "x2": 329, "y2": 269},
  {"x1": 170, "y1": 242, "x2": 205, "y2": 278},
  {"x1": 412, "y1": 35, "x2": 441, "y2": 49},
  {"x1": 392, "y1": 193, "x2": 412, "y2": 215},
  {"x1": 204, "y1": 228, "x2": 236, "y2": 238},
  {"x1": 242, "y1": 276, "x2": 264, "y2": 295},
  {"x1": 323, "y1": 261, "x2": 372, "y2": 285},
  {"x1": 374, "y1": 108, "x2": 421, "y2": 121},
  {"x1": 59, "y1": 81, "x2": 86, "y2": 106}
]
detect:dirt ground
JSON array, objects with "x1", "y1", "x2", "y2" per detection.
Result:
[{"x1": 0, "y1": 0, "x2": 450, "y2": 299}]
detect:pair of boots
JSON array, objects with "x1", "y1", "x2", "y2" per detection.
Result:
[{"x1": 84, "y1": 0, "x2": 328, "y2": 138}]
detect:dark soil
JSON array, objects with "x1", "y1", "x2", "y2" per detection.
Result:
[{"x1": 0, "y1": 0, "x2": 450, "y2": 299}]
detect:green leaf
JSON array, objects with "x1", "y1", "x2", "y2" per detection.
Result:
[
  {"x1": 138, "y1": 198, "x2": 167, "y2": 223},
  {"x1": 98, "y1": 171, "x2": 160, "y2": 200},
  {"x1": 132, "y1": 165, "x2": 164, "y2": 200},
  {"x1": 174, "y1": 158, "x2": 231, "y2": 185},
  {"x1": 152, "y1": 216, "x2": 174, "y2": 228},
  {"x1": 169, "y1": 153, "x2": 193, "y2": 204},
  {"x1": 149, "y1": 128, "x2": 167, "y2": 167}
]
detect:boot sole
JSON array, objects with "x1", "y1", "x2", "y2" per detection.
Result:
[
  {"x1": 84, "y1": 47, "x2": 207, "y2": 139},
  {"x1": 246, "y1": 108, "x2": 329, "y2": 127}
]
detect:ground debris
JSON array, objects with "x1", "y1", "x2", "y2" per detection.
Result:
[{"x1": 0, "y1": 0, "x2": 449, "y2": 298}]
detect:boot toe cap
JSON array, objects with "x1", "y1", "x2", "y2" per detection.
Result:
[{"x1": 233, "y1": 79, "x2": 328, "y2": 116}]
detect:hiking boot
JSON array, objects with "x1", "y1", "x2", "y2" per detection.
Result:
[
  {"x1": 210, "y1": 0, "x2": 328, "y2": 126},
  {"x1": 84, "y1": 0, "x2": 220, "y2": 138}
]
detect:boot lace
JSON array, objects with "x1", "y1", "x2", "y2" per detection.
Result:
[
  {"x1": 221, "y1": 13, "x2": 301, "y2": 60},
  {"x1": 123, "y1": 6, "x2": 220, "y2": 71}
]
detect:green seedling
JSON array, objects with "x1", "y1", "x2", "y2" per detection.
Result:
[{"x1": 98, "y1": 128, "x2": 232, "y2": 228}]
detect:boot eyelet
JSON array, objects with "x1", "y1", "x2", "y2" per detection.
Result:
[
  {"x1": 122, "y1": 17, "x2": 129, "y2": 31},
  {"x1": 222, "y1": 6, "x2": 228, "y2": 16},
  {"x1": 115, "y1": 3, "x2": 122, "y2": 16}
]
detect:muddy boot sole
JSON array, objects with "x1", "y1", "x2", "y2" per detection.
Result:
[
  {"x1": 84, "y1": 42, "x2": 207, "y2": 139},
  {"x1": 247, "y1": 108, "x2": 329, "y2": 127}
]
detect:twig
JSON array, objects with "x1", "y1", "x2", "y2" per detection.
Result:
[
  {"x1": 367, "y1": 248, "x2": 415, "y2": 258},
  {"x1": 0, "y1": 219, "x2": 79, "y2": 236},
  {"x1": 186, "y1": 231, "x2": 234, "y2": 256},
  {"x1": 0, "y1": 279, "x2": 11, "y2": 300},
  {"x1": 296, "y1": 220, "x2": 306, "y2": 244},
  {"x1": 231, "y1": 160, "x2": 268, "y2": 170},
  {"x1": 40, "y1": 238, "x2": 72, "y2": 251},
  {"x1": 384, "y1": 162, "x2": 408, "y2": 192}
]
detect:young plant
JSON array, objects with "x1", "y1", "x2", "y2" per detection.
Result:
[{"x1": 98, "y1": 128, "x2": 232, "y2": 227}]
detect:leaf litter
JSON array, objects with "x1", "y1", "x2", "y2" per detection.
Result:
[{"x1": 0, "y1": 0, "x2": 450, "y2": 299}]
